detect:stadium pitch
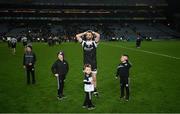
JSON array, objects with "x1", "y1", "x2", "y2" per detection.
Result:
[{"x1": 0, "y1": 41, "x2": 180, "y2": 113}]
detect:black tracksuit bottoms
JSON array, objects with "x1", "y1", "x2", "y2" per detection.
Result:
[
  {"x1": 57, "y1": 75, "x2": 65, "y2": 97},
  {"x1": 26, "y1": 66, "x2": 35, "y2": 84},
  {"x1": 83, "y1": 92, "x2": 93, "y2": 107},
  {"x1": 120, "y1": 77, "x2": 129, "y2": 99}
]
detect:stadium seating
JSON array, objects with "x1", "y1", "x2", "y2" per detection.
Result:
[{"x1": 1, "y1": 22, "x2": 179, "y2": 41}]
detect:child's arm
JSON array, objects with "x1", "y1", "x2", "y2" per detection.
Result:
[
  {"x1": 115, "y1": 65, "x2": 120, "y2": 79},
  {"x1": 51, "y1": 62, "x2": 58, "y2": 76}
]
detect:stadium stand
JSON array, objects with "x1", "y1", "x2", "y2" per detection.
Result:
[
  {"x1": 0, "y1": 0, "x2": 168, "y2": 6},
  {"x1": 0, "y1": 0, "x2": 179, "y2": 41}
]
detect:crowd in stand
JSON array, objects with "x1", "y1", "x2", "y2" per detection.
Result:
[{"x1": 0, "y1": 22, "x2": 180, "y2": 43}]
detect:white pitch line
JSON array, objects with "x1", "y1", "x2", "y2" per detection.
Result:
[{"x1": 101, "y1": 43, "x2": 180, "y2": 60}]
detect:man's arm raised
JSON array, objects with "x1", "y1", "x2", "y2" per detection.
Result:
[
  {"x1": 76, "y1": 32, "x2": 87, "y2": 43},
  {"x1": 92, "y1": 31, "x2": 100, "y2": 43}
]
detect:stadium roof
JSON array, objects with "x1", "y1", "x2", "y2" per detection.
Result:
[{"x1": 0, "y1": 0, "x2": 168, "y2": 6}]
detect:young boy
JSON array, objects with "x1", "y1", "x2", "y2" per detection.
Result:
[
  {"x1": 23, "y1": 45, "x2": 36, "y2": 84},
  {"x1": 116, "y1": 54, "x2": 132, "y2": 101},
  {"x1": 82, "y1": 64, "x2": 95, "y2": 110},
  {"x1": 51, "y1": 51, "x2": 69, "y2": 100}
]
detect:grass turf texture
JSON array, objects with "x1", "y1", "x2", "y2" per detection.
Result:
[{"x1": 0, "y1": 41, "x2": 180, "y2": 113}]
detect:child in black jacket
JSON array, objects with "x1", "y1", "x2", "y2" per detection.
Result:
[
  {"x1": 51, "y1": 51, "x2": 69, "y2": 100},
  {"x1": 116, "y1": 54, "x2": 132, "y2": 101}
]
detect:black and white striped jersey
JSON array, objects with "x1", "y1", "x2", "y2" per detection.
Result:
[
  {"x1": 81, "y1": 40, "x2": 98, "y2": 70},
  {"x1": 116, "y1": 61, "x2": 132, "y2": 78},
  {"x1": 83, "y1": 74, "x2": 94, "y2": 92}
]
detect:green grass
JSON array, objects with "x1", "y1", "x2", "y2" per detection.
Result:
[{"x1": 0, "y1": 41, "x2": 180, "y2": 113}]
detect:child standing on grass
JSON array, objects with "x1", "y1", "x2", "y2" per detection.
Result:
[
  {"x1": 116, "y1": 54, "x2": 132, "y2": 101},
  {"x1": 51, "y1": 51, "x2": 69, "y2": 100},
  {"x1": 82, "y1": 64, "x2": 95, "y2": 110},
  {"x1": 23, "y1": 45, "x2": 36, "y2": 84}
]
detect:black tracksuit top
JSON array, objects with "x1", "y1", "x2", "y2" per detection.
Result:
[
  {"x1": 51, "y1": 59, "x2": 69, "y2": 76},
  {"x1": 116, "y1": 61, "x2": 132, "y2": 78}
]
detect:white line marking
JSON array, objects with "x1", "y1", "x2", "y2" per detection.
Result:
[{"x1": 101, "y1": 43, "x2": 180, "y2": 60}]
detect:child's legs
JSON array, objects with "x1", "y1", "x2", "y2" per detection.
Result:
[
  {"x1": 31, "y1": 67, "x2": 35, "y2": 84},
  {"x1": 60, "y1": 78, "x2": 64, "y2": 95},
  {"x1": 120, "y1": 78, "x2": 125, "y2": 97},
  {"x1": 87, "y1": 92, "x2": 93, "y2": 107},
  {"x1": 83, "y1": 92, "x2": 89, "y2": 106},
  {"x1": 120, "y1": 83, "x2": 125, "y2": 97},
  {"x1": 26, "y1": 69, "x2": 31, "y2": 84},
  {"x1": 125, "y1": 78, "x2": 129, "y2": 99},
  {"x1": 125, "y1": 85, "x2": 129, "y2": 99},
  {"x1": 58, "y1": 76, "x2": 64, "y2": 96},
  {"x1": 57, "y1": 76, "x2": 62, "y2": 96}
]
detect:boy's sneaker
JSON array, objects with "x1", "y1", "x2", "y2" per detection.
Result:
[
  {"x1": 62, "y1": 95, "x2": 67, "y2": 99},
  {"x1": 93, "y1": 92, "x2": 99, "y2": 97},
  {"x1": 82, "y1": 105, "x2": 87, "y2": 108},
  {"x1": 125, "y1": 99, "x2": 129, "y2": 102},
  {"x1": 88, "y1": 105, "x2": 95, "y2": 110},
  {"x1": 57, "y1": 96, "x2": 63, "y2": 100}
]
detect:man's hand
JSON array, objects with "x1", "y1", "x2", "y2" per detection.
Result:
[
  {"x1": 55, "y1": 74, "x2": 59, "y2": 77},
  {"x1": 29, "y1": 63, "x2": 32, "y2": 66},
  {"x1": 23, "y1": 65, "x2": 26, "y2": 69},
  {"x1": 76, "y1": 32, "x2": 86, "y2": 43}
]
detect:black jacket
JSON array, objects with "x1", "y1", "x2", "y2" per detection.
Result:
[
  {"x1": 23, "y1": 52, "x2": 36, "y2": 66},
  {"x1": 51, "y1": 59, "x2": 69, "y2": 76},
  {"x1": 116, "y1": 61, "x2": 132, "y2": 78}
]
